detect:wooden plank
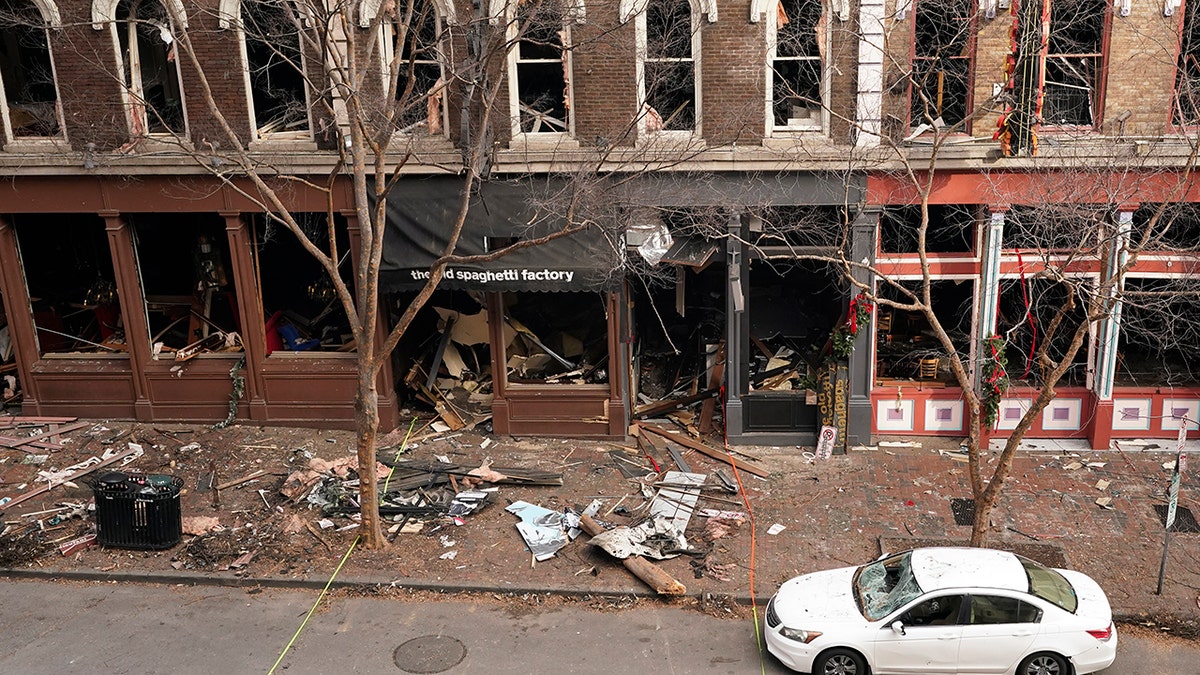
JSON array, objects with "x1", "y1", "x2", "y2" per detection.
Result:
[
  {"x1": 579, "y1": 514, "x2": 686, "y2": 596},
  {"x1": 0, "y1": 444, "x2": 142, "y2": 512},
  {"x1": 0, "y1": 421, "x2": 90, "y2": 450},
  {"x1": 633, "y1": 388, "x2": 719, "y2": 419},
  {"x1": 0, "y1": 435, "x2": 60, "y2": 453},
  {"x1": 636, "y1": 423, "x2": 771, "y2": 478},
  {"x1": 698, "y1": 343, "x2": 725, "y2": 434},
  {"x1": 215, "y1": 469, "x2": 269, "y2": 491}
]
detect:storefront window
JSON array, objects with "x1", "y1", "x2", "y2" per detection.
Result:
[
  {"x1": 132, "y1": 214, "x2": 240, "y2": 358},
  {"x1": 502, "y1": 290, "x2": 608, "y2": 384},
  {"x1": 746, "y1": 259, "x2": 843, "y2": 392},
  {"x1": 996, "y1": 278, "x2": 1089, "y2": 386},
  {"x1": 251, "y1": 213, "x2": 355, "y2": 354},
  {"x1": 874, "y1": 279, "x2": 972, "y2": 384},
  {"x1": 1115, "y1": 278, "x2": 1200, "y2": 387},
  {"x1": 13, "y1": 214, "x2": 122, "y2": 356},
  {"x1": 880, "y1": 204, "x2": 977, "y2": 254}
]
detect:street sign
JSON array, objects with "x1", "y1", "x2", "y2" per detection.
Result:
[
  {"x1": 1166, "y1": 469, "x2": 1181, "y2": 530},
  {"x1": 815, "y1": 426, "x2": 836, "y2": 460}
]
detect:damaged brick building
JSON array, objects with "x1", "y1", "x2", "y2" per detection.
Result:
[{"x1": 0, "y1": 0, "x2": 1198, "y2": 449}]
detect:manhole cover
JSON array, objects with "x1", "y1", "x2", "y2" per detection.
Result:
[
  {"x1": 950, "y1": 498, "x2": 976, "y2": 526},
  {"x1": 393, "y1": 635, "x2": 466, "y2": 673}
]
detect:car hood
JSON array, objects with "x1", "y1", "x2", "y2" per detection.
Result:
[
  {"x1": 772, "y1": 566, "x2": 865, "y2": 626},
  {"x1": 1058, "y1": 569, "x2": 1112, "y2": 621}
]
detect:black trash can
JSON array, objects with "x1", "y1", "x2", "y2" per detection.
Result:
[{"x1": 89, "y1": 472, "x2": 183, "y2": 550}]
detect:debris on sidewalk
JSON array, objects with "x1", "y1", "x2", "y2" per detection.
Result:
[
  {"x1": 506, "y1": 500, "x2": 580, "y2": 561},
  {"x1": 579, "y1": 513, "x2": 686, "y2": 595},
  {"x1": 586, "y1": 515, "x2": 690, "y2": 560}
]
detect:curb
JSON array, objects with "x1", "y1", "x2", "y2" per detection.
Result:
[{"x1": 0, "y1": 566, "x2": 761, "y2": 606}]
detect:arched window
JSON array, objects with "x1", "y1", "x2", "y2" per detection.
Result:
[
  {"x1": 508, "y1": 0, "x2": 572, "y2": 137},
  {"x1": 241, "y1": 0, "x2": 310, "y2": 139},
  {"x1": 0, "y1": 0, "x2": 63, "y2": 140},
  {"x1": 387, "y1": 0, "x2": 446, "y2": 135},
  {"x1": 112, "y1": 0, "x2": 186, "y2": 135},
  {"x1": 638, "y1": 0, "x2": 700, "y2": 133}
]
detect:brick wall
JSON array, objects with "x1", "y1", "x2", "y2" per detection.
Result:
[
  {"x1": 51, "y1": 1, "x2": 129, "y2": 151},
  {"x1": 177, "y1": 1, "x2": 252, "y2": 150},
  {"x1": 572, "y1": 2, "x2": 638, "y2": 147},
  {"x1": 1104, "y1": 2, "x2": 1180, "y2": 136},
  {"x1": 701, "y1": 0, "x2": 766, "y2": 145}
]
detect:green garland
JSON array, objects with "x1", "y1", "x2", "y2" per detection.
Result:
[
  {"x1": 830, "y1": 293, "x2": 874, "y2": 361},
  {"x1": 981, "y1": 335, "x2": 1009, "y2": 427},
  {"x1": 214, "y1": 356, "x2": 246, "y2": 430}
]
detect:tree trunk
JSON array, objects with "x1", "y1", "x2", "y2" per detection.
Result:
[{"x1": 355, "y1": 353, "x2": 383, "y2": 548}]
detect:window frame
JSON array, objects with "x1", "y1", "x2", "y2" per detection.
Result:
[
  {"x1": 1037, "y1": 0, "x2": 1112, "y2": 131},
  {"x1": 1172, "y1": 0, "x2": 1200, "y2": 129},
  {"x1": 906, "y1": 0, "x2": 976, "y2": 134},
  {"x1": 381, "y1": 0, "x2": 449, "y2": 138},
  {"x1": 0, "y1": 0, "x2": 67, "y2": 146},
  {"x1": 109, "y1": 0, "x2": 189, "y2": 137},
  {"x1": 766, "y1": 0, "x2": 828, "y2": 134},
  {"x1": 238, "y1": 0, "x2": 314, "y2": 142},
  {"x1": 636, "y1": 0, "x2": 702, "y2": 137},
  {"x1": 506, "y1": 0, "x2": 574, "y2": 139}
]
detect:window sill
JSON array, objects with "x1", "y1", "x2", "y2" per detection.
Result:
[
  {"x1": 267, "y1": 350, "x2": 357, "y2": 358},
  {"x1": 506, "y1": 134, "x2": 579, "y2": 152},
  {"x1": 636, "y1": 130, "x2": 705, "y2": 150},
  {"x1": 3, "y1": 137, "x2": 69, "y2": 153},
  {"x1": 249, "y1": 138, "x2": 319, "y2": 153}
]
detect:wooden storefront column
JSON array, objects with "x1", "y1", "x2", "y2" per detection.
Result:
[
  {"x1": 342, "y1": 211, "x2": 398, "y2": 431},
  {"x1": 222, "y1": 213, "x2": 268, "y2": 421},
  {"x1": 605, "y1": 290, "x2": 627, "y2": 436},
  {"x1": 488, "y1": 292, "x2": 511, "y2": 434},
  {"x1": 0, "y1": 217, "x2": 41, "y2": 410},
  {"x1": 102, "y1": 213, "x2": 153, "y2": 419},
  {"x1": 1089, "y1": 209, "x2": 1133, "y2": 450}
]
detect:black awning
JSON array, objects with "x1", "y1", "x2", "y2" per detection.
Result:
[{"x1": 378, "y1": 176, "x2": 622, "y2": 293}]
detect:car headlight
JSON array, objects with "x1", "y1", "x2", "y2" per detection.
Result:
[{"x1": 779, "y1": 627, "x2": 823, "y2": 644}]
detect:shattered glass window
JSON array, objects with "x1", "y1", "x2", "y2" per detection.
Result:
[
  {"x1": 1174, "y1": 0, "x2": 1200, "y2": 126},
  {"x1": 514, "y1": 0, "x2": 569, "y2": 134},
  {"x1": 0, "y1": 0, "x2": 61, "y2": 138},
  {"x1": 643, "y1": 0, "x2": 696, "y2": 131},
  {"x1": 910, "y1": 0, "x2": 972, "y2": 130},
  {"x1": 115, "y1": 0, "x2": 185, "y2": 135},
  {"x1": 771, "y1": 0, "x2": 824, "y2": 129},
  {"x1": 1042, "y1": 0, "x2": 1106, "y2": 127},
  {"x1": 393, "y1": 0, "x2": 443, "y2": 134},
  {"x1": 243, "y1": 0, "x2": 310, "y2": 138},
  {"x1": 854, "y1": 551, "x2": 924, "y2": 621}
]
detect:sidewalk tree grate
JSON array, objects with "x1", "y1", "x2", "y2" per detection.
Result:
[
  {"x1": 1153, "y1": 504, "x2": 1200, "y2": 533},
  {"x1": 950, "y1": 498, "x2": 976, "y2": 526},
  {"x1": 393, "y1": 635, "x2": 467, "y2": 673}
]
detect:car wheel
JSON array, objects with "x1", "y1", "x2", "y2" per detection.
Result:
[
  {"x1": 1019, "y1": 652, "x2": 1069, "y2": 675},
  {"x1": 814, "y1": 648, "x2": 868, "y2": 675}
]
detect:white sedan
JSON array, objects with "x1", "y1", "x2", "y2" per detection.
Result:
[{"x1": 764, "y1": 547, "x2": 1116, "y2": 675}]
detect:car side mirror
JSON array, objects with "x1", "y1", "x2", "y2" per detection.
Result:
[{"x1": 891, "y1": 620, "x2": 906, "y2": 636}]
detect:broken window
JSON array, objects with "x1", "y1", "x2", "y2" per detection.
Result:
[
  {"x1": 511, "y1": 0, "x2": 570, "y2": 135},
  {"x1": 754, "y1": 205, "x2": 844, "y2": 250},
  {"x1": 1176, "y1": 0, "x2": 1200, "y2": 126},
  {"x1": 1042, "y1": 0, "x2": 1106, "y2": 126},
  {"x1": 131, "y1": 214, "x2": 241, "y2": 358},
  {"x1": 242, "y1": 0, "x2": 310, "y2": 138},
  {"x1": 0, "y1": 0, "x2": 61, "y2": 139},
  {"x1": 12, "y1": 214, "x2": 125, "y2": 356},
  {"x1": 391, "y1": 0, "x2": 444, "y2": 134},
  {"x1": 909, "y1": 0, "x2": 972, "y2": 131},
  {"x1": 502, "y1": 291, "x2": 608, "y2": 384},
  {"x1": 1003, "y1": 204, "x2": 1101, "y2": 252},
  {"x1": 1131, "y1": 202, "x2": 1200, "y2": 252},
  {"x1": 251, "y1": 213, "x2": 356, "y2": 354},
  {"x1": 746, "y1": 259, "x2": 844, "y2": 393},
  {"x1": 115, "y1": 0, "x2": 185, "y2": 135},
  {"x1": 996, "y1": 278, "x2": 1089, "y2": 386},
  {"x1": 641, "y1": 0, "x2": 697, "y2": 132},
  {"x1": 1115, "y1": 278, "x2": 1200, "y2": 387},
  {"x1": 874, "y1": 280, "x2": 972, "y2": 384},
  {"x1": 880, "y1": 204, "x2": 977, "y2": 254},
  {"x1": 770, "y1": 0, "x2": 824, "y2": 130}
]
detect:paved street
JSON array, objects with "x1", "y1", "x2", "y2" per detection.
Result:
[{"x1": 0, "y1": 579, "x2": 1191, "y2": 674}]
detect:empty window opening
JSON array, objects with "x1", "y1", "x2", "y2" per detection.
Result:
[
  {"x1": 393, "y1": 289, "x2": 494, "y2": 422},
  {"x1": 115, "y1": 0, "x2": 185, "y2": 135},
  {"x1": 513, "y1": 0, "x2": 569, "y2": 134},
  {"x1": 1131, "y1": 203, "x2": 1200, "y2": 252},
  {"x1": 132, "y1": 214, "x2": 241, "y2": 357},
  {"x1": 243, "y1": 0, "x2": 310, "y2": 138},
  {"x1": 503, "y1": 291, "x2": 608, "y2": 384},
  {"x1": 755, "y1": 205, "x2": 844, "y2": 250},
  {"x1": 252, "y1": 213, "x2": 355, "y2": 354},
  {"x1": 910, "y1": 0, "x2": 972, "y2": 130},
  {"x1": 874, "y1": 280, "x2": 972, "y2": 384},
  {"x1": 746, "y1": 259, "x2": 844, "y2": 393},
  {"x1": 771, "y1": 0, "x2": 824, "y2": 130},
  {"x1": 0, "y1": 0, "x2": 60, "y2": 138},
  {"x1": 1174, "y1": 0, "x2": 1200, "y2": 125},
  {"x1": 643, "y1": 0, "x2": 696, "y2": 132},
  {"x1": 1043, "y1": 0, "x2": 1105, "y2": 126},
  {"x1": 13, "y1": 214, "x2": 124, "y2": 356},
  {"x1": 1117, "y1": 278, "x2": 1200, "y2": 387},
  {"x1": 392, "y1": 0, "x2": 443, "y2": 134},
  {"x1": 1003, "y1": 204, "x2": 1101, "y2": 252},
  {"x1": 996, "y1": 278, "x2": 1090, "y2": 387},
  {"x1": 880, "y1": 204, "x2": 977, "y2": 254}
]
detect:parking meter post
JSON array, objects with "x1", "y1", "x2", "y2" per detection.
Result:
[{"x1": 1157, "y1": 424, "x2": 1188, "y2": 595}]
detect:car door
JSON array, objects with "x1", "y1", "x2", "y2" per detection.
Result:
[
  {"x1": 871, "y1": 594, "x2": 965, "y2": 674},
  {"x1": 955, "y1": 594, "x2": 1043, "y2": 674}
]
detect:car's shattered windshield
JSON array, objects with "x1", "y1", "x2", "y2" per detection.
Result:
[{"x1": 854, "y1": 551, "x2": 924, "y2": 621}]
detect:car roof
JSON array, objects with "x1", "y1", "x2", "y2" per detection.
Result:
[{"x1": 910, "y1": 547, "x2": 1029, "y2": 594}]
